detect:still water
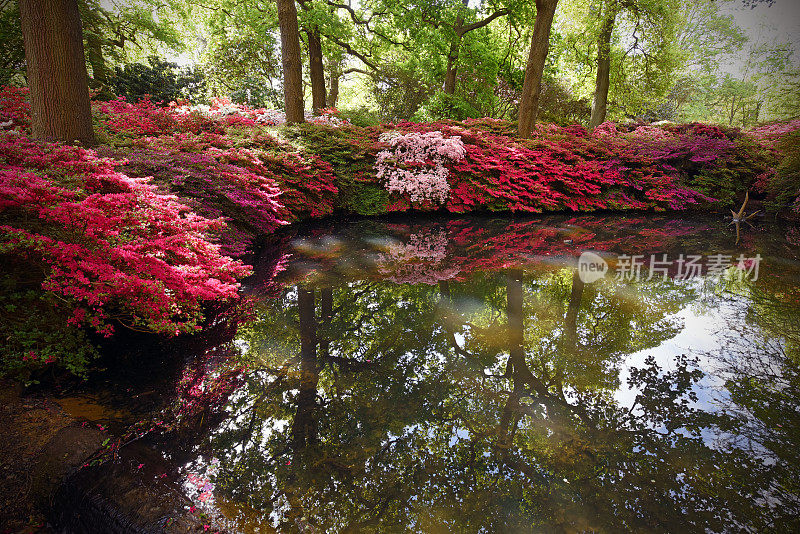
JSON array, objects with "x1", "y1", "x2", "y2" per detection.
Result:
[{"x1": 113, "y1": 216, "x2": 800, "y2": 532}]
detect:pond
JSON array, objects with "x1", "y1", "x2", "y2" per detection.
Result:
[{"x1": 66, "y1": 215, "x2": 800, "y2": 532}]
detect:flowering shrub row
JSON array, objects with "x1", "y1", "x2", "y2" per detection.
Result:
[
  {"x1": 94, "y1": 105, "x2": 339, "y2": 254},
  {"x1": 86, "y1": 93, "x2": 795, "y2": 220},
  {"x1": 304, "y1": 121, "x2": 721, "y2": 215},
  {"x1": 749, "y1": 119, "x2": 800, "y2": 147},
  {"x1": 300, "y1": 117, "x2": 796, "y2": 215},
  {"x1": 1, "y1": 86, "x2": 797, "y2": 378}
]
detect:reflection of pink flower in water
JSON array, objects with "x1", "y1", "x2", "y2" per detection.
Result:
[
  {"x1": 182, "y1": 457, "x2": 220, "y2": 510},
  {"x1": 377, "y1": 231, "x2": 460, "y2": 284},
  {"x1": 387, "y1": 232, "x2": 449, "y2": 263}
]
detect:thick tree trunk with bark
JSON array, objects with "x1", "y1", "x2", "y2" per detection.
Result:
[
  {"x1": 517, "y1": 0, "x2": 559, "y2": 138},
  {"x1": 18, "y1": 0, "x2": 95, "y2": 145},
  {"x1": 318, "y1": 288, "x2": 332, "y2": 359},
  {"x1": 506, "y1": 270, "x2": 525, "y2": 369},
  {"x1": 277, "y1": 0, "x2": 305, "y2": 123},
  {"x1": 588, "y1": 6, "x2": 618, "y2": 129},
  {"x1": 307, "y1": 28, "x2": 326, "y2": 113}
]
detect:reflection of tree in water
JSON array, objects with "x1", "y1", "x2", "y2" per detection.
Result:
[
  {"x1": 198, "y1": 268, "x2": 799, "y2": 533},
  {"x1": 702, "y1": 271, "x2": 800, "y2": 521}
]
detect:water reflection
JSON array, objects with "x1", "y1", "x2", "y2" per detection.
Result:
[{"x1": 185, "y1": 216, "x2": 800, "y2": 533}]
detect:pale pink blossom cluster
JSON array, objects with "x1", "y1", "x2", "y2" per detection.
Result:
[
  {"x1": 748, "y1": 119, "x2": 800, "y2": 142},
  {"x1": 631, "y1": 125, "x2": 671, "y2": 139},
  {"x1": 592, "y1": 121, "x2": 619, "y2": 137},
  {"x1": 375, "y1": 131, "x2": 466, "y2": 203},
  {"x1": 171, "y1": 98, "x2": 347, "y2": 127},
  {"x1": 377, "y1": 231, "x2": 460, "y2": 284}
]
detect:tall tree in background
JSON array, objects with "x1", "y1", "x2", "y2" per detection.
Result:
[
  {"x1": 443, "y1": 0, "x2": 509, "y2": 95},
  {"x1": 587, "y1": 0, "x2": 677, "y2": 128},
  {"x1": 18, "y1": 0, "x2": 95, "y2": 145},
  {"x1": 79, "y1": 0, "x2": 183, "y2": 91},
  {"x1": 517, "y1": 0, "x2": 559, "y2": 138},
  {"x1": 588, "y1": 0, "x2": 620, "y2": 129},
  {"x1": 298, "y1": 0, "x2": 326, "y2": 113},
  {"x1": 277, "y1": 0, "x2": 305, "y2": 123},
  {"x1": 0, "y1": 1, "x2": 25, "y2": 85}
]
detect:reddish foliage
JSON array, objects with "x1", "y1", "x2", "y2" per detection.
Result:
[
  {"x1": 0, "y1": 132, "x2": 250, "y2": 338},
  {"x1": 0, "y1": 85, "x2": 30, "y2": 129},
  {"x1": 365, "y1": 121, "x2": 715, "y2": 213}
]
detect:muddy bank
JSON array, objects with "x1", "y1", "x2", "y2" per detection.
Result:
[
  {"x1": 51, "y1": 441, "x2": 219, "y2": 533},
  {"x1": 0, "y1": 379, "x2": 104, "y2": 533},
  {"x1": 0, "y1": 380, "x2": 224, "y2": 533}
]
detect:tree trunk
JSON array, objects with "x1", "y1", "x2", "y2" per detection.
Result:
[
  {"x1": 292, "y1": 287, "x2": 319, "y2": 449},
  {"x1": 562, "y1": 270, "x2": 584, "y2": 353},
  {"x1": 86, "y1": 34, "x2": 106, "y2": 87},
  {"x1": 307, "y1": 28, "x2": 326, "y2": 113},
  {"x1": 326, "y1": 64, "x2": 340, "y2": 108},
  {"x1": 728, "y1": 95, "x2": 737, "y2": 126},
  {"x1": 505, "y1": 269, "x2": 548, "y2": 397},
  {"x1": 506, "y1": 270, "x2": 525, "y2": 370},
  {"x1": 318, "y1": 287, "x2": 332, "y2": 359},
  {"x1": 18, "y1": 0, "x2": 95, "y2": 145},
  {"x1": 443, "y1": 13, "x2": 465, "y2": 95},
  {"x1": 277, "y1": 0, "x2": 305, "y2": 123},
  {"x1": 588, "y1": 5, "x2": 618, "y2": 129},
  {"x1": 517, "y1": 0, "x2": 559, "y2": 138}
]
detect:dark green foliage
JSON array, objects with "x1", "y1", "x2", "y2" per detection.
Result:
[
  {"x1": 371, "y1": 65, "x2": 436, "y2": 122},
  {"x1": 230, "y1": 77, "x2": 283, "y2": 109},
  {"x1": 337, "y1": 178, "x2": 391, "y2": 215},
  {"x1": 292, "y1": 123, "x2": 381, "y2": 179},
  {"x1": 0, "y1": 1, "x2": 25, "y2": 85},
  {"x1": 338, "y1": 107, "x2": 382, "y2": 128},
  {"x1": 537, "y1": 78, "x2": 592, "y2": 126},
  {"x1": 638, "y1": 100, "x2": 680, "y2": 124},
  {"x1": 0, "y1": 270, "x2": 97, "y2": 382},
  {"x1": 767, "y1": 131, "x2": 800, "y2": 214},
  {"x1": 292, "y1": 123, "x2": 391, "y2": 215},
  {"x1": 108, "y1": 56, "x2": 206, "y2": 104},
  {"x1": 686, "y1": 136, "x2": 775, "y2": 207},
  {"x1": 414, "y1": 92, "x2": 481, "y2": 122}
]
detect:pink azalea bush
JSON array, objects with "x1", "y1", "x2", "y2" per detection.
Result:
[
  {"x1": 0, "y1": 85, "x2": 30, "y2": 130},
  {"x1": 0, "y1": 131, "x2": 250, "y2": 375},
  {"x1": 171, "y1": 97, "x2": 349, "y2": 127},
  {"x1": 375, "y1": 131, "x2": 466, "y2": 203},
  {"x1": 748, "y1": 119, "x2": 800, "y2": 147}
]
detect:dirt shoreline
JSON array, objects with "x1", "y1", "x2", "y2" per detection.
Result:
[{"x1": 0, "y1": 379, "x2": 105, "y2": 533}]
